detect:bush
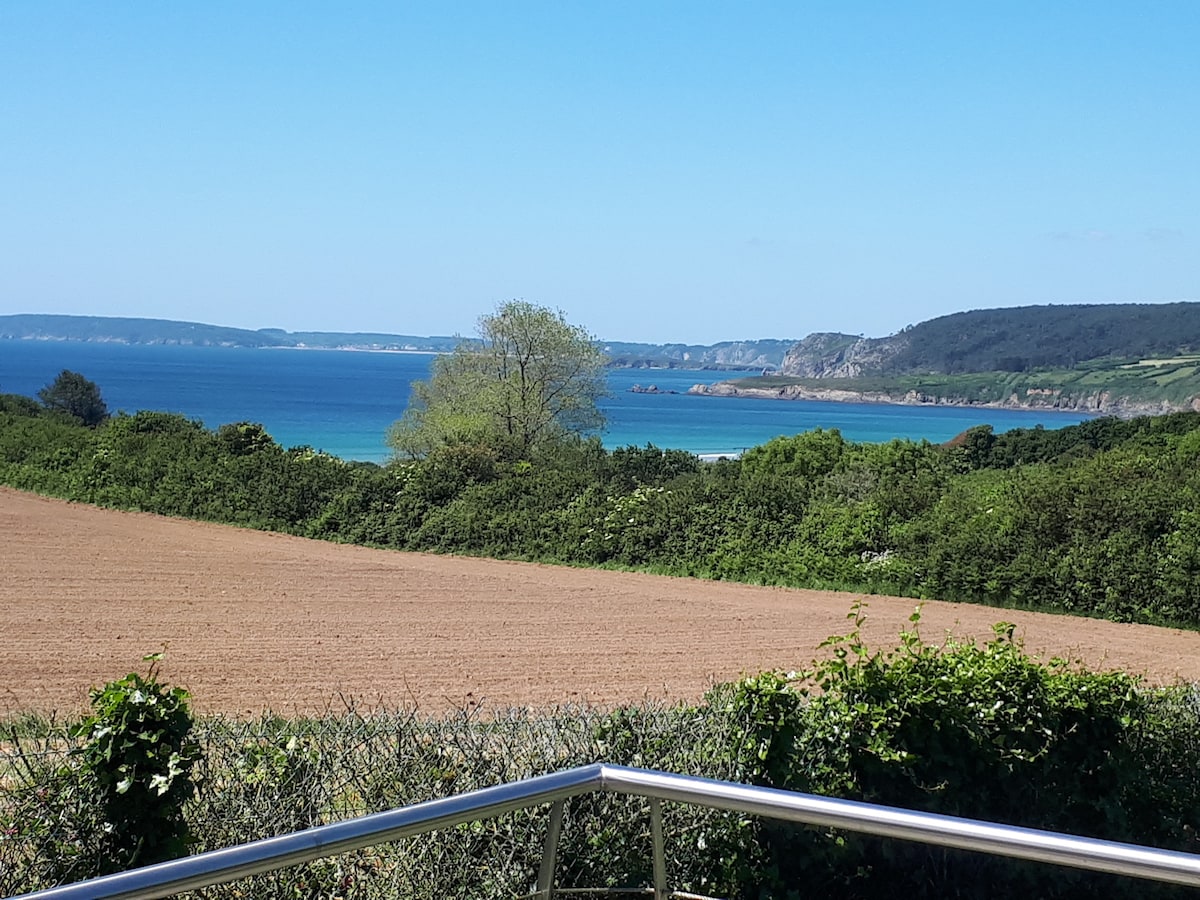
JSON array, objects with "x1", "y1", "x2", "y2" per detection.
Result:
[
  {"x1": 70, "y1": 653, "x2": 200, "y2": 873},
  {"x1": 4, "y1": 631, "x2": 1200, "y2": 899},
  {"x1": 37, "y1": 370, "x2": 109, "y2": 427},
  {"x1": 709, "y1": 605, "x2": 1200, "y2": 899}
]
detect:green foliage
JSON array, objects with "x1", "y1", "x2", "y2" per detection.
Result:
[
  {"x1": 741, "y1": 427, "x2": 846, "y2": 482},
  {"x1": 216, "y1": 420, "x2": 280, "y2": 456},
  {"x1": 3, "y1": 377, "x2": 1200, "y2": 628},
  {"x1": 900, "y1": 443, "x2": 1196, "y2": 623},
  {"x1": 732, "y1": 359, "x2": 1200, "y2": 410},
  {"x1": 768, "y1": 304, "x2": 1200, "y2": 387},
  {"x1": 882, "y1": 302, "x2": 1200, "y2": 374},
  {"x1": 605, "y1": 443, "x2": 700, "y2": 491},
  {"x1": 37, "y1": 369, "x2": 109, "y2": 427},
  {"x1": 4, "y1": 632, "x2": 1200, "y2": 898},
  {"x1": 69, "y1": 654, "x2": 200, "y2": 873},
  {"x1": 711, "y1": 671, "x2": 801, "y2": 789},
  {"x1": 707, "y1": 607, "x2": 1200, "y2": 899},
  {"x1": 0, "y1": 391, "x2": 43, "y2": 417},
  {"x1": 954, "y1": 412, "x2": 1200, "y2": 470},
  {"x1": 388, "y1": 301, "x2": 608, "y2": 459}
]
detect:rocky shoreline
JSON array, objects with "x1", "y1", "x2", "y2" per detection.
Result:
[
  {"x1": 688, "y1": 380, "x2": 1200, "y2": 418},
  {"x1": 628, "y1": 383, "x2": 680, "y2": 395}
]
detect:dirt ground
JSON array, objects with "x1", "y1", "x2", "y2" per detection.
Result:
[{"x1": 3, "y1": 486, "x2": 1200, "y2": 717}]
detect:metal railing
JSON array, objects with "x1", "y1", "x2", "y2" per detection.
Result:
[{"x1": 11, "y1": 763, "x2": 1200, "y2": 900}]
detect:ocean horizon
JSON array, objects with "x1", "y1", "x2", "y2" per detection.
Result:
[{"x1": 0, "y1": 340, "x2": 1092, "y2": 462}]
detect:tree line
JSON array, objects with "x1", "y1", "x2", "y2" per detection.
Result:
[
  {"x1": 4, "y1": 379, "x2": 1200, "y2": 628},
  {"x1": 828, "y1": 302, "x2": 1200, "y2": 376}
]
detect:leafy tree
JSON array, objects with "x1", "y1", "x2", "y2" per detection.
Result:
[
  {"x1": 606, "y1": 443, "x2": 700, "y2": 491},
  {"x1": 388, "y1": 301, "x2": 607, "y2": 458},
  {"x1": 740, "y1": 428, "x2": 847, "y2": 482},
  {"x1": 216, "y1": 421, "x2": 280, "y2": 456},
  {"x1": 38, "y1": 369, "x2": 109, "y2": 427}
]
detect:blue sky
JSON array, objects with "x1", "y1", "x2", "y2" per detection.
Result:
[{"x1": 1, "y1": 2, "x2": 1196, "y2": 344}]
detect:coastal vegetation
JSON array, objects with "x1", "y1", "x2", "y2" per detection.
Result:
[
  {"x1": 4, "y1": 373, "x2": 1200, "y2": 628},
  {"x1": 4, "y1": 614, "x2": 1199, "y2": 898},
  {"x1": 878, "y1": 303, "x2": 1200, "y2": 374},
  {"x1": 777, "y1": 302, "x2": 1200, "y2": 377},
  {"x1": 35, "y1": 369, "x2": 109, "y2": 427},
  {"x1": 387, "y1": 301, "x2": 608, "y2": 459},
  {"x1": 691, "y1": 302, "x2": 1200, "y2": 413}
]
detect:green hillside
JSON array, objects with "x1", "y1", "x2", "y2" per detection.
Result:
[
  {"x1": 739, "y1": 357, "x2": 1200, "y2": 415},
  {"x1": 731, "y1": 355, "x2": 1200, "y2": 413},
  {"x1": 885, "y1": 302, "x2": 1200, "y2": 374},
  {"x1": 779, "y1": 303, "x2": 1200, "y2": 379}
]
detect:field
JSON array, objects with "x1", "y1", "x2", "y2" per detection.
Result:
[{"x1": 4, "y1": 485, "x2": 1200, "y2": 717}]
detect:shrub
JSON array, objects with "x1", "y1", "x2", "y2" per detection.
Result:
[
  {"x1": 709, "y1": 605, "x2": 1200, "y2": 899},
  {"x1": 70, "y1": 653, "x2": 200, "y2": 873}
]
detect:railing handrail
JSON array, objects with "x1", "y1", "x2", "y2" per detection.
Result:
[{"x1": 11, "y1": 763, "x2": 1200, "y2": 900}]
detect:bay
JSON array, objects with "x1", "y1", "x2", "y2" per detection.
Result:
[{"x1": 0, "y1": 340, "x2": 1091, "y2": 462}]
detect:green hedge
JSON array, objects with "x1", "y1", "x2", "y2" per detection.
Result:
[
  {"x1": 5, "y1": 392, "x2": 1200, "y2": 628},
  {"x1": 3, "y1": 614, "x2": 1197, "y2": 898}
]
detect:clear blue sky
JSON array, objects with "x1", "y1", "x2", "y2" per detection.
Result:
[{"x1": 1, "y1": 2, "x2": 1196, "y2": 344}]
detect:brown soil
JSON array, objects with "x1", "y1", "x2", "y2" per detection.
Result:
[{"x1": 4, "y1": 486, "x2": 1200, "y2": 718}]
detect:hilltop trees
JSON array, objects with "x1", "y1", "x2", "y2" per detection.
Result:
[
  {"x1": 388, "y1": 302, "x2": 607, "y2": 459},
  {"x1": 38, "y1": 370, "x2": 109, "y2": 427}
]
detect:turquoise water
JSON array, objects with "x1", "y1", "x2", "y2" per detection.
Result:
[{"x1": 0, "y1": 340, "x2": 1092, "y2": 462}]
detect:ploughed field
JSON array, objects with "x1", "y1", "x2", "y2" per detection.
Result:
[{"x1": 4, "y1": 486, "x2": 1200, "y2": 717}]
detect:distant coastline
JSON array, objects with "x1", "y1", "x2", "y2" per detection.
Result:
[
  {"x1": 262, "y1": 345, "x2": 440, "y2": 355},
  {"x1": 3, "y1": 335, "x2": 447, "y2": 355},
  {"x1": 0, "y1": 315, "x2": 784, "y2": 371},
  {"x1": 5, "y1": 308, "x2": 1199, "y2": 415},
  {"x1": 688, "y1": 379, "x2": 1196, "y2": 418}
]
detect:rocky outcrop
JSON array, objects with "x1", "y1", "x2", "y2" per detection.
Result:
[
  {"x1": 689, "y1": 381, "x2": 1199, "y2": 417},
  {"x1": 779, "y1": 332, "x2": 909, "y2": 378},
  {"x1": 691, "y1": 381, "x2": 907, "y2": 405}
]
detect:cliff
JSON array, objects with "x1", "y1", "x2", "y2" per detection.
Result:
[{"x1": 780, "y1": 332, "x2": 909, "y2": 378}]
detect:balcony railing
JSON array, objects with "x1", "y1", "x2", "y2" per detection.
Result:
[{"x1": 11, "y1": 763, "x2": 1200, "y2": 900}]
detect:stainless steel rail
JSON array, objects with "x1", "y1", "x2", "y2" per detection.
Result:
[{"x1": 11, "y1": 763, "x2": 1200, "y2": 900}]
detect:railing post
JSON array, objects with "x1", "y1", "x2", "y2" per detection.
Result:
[
  {"x1": 536, "y1": 799, "x2": 566, "y2": 899},
  {"x1": 650, "y1": 797, "x2": 668, "y2": 900}
]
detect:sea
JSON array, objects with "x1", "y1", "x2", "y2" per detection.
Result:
[{"x1": 0, "y1": 340, "x2": 1092, "y2": 463}]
